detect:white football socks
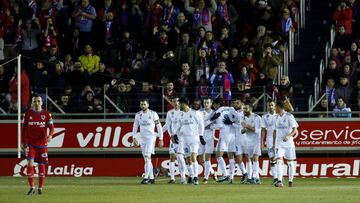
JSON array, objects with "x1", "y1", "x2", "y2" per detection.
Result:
[
  {"x1": 277, "y1": 159, "x2": 284, "y2": 182},
  {"x1": 217, "y1": 157, "x2": 228, "y2": 177},
  {"x1": 288, "y1": 161, "x2": 296, "y2": 182},
  {"x1": 246, "y1": 161, "x2": 252, "y2": 179},
  {"x1": 229, "y1": 159, "x2": 235, "y2": 179},
  {"x1": 252, "y1": 161, "x2": 259, "y2": 179},
  {"x1": 169, "y1": 161, "x2": 175, "y2": 180},
  {"x1": 192, "y1": 161, "x2": 199, "y2": 178}
]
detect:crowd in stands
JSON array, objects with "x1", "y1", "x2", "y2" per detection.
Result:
[
  {"x1": 2, "y1": 0, "x2": 352, "y2": 117},
  {"x1": 319, "y1": 0, "x2": 360, "y2": 117}
]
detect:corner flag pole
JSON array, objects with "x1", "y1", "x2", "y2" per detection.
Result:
[{"x1": 17, "y1": 54, "x2": 21, "y2": 159}]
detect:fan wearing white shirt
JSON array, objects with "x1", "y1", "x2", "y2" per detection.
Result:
[
  {"x1": 261, "y1": 100, "x2": 278, "y2": 185},
  {"x1": 198, "y1": 97, "x2": 218, "y2": 184},
  {"x1": 132, "y1": 98, "x2": 164, "y2": 184},
  {"x1": 162, "y1": 96, "x2": 181, "y2": 184},
  {"x1": 173, "y1": 97, "x2": 205, "y2": 185},
  {"x1": 241, "y1": 102, "x2": 262, "y2": 184},
  {"x1": 273, "y1": 100, "x2": 298, "y2": 188}
]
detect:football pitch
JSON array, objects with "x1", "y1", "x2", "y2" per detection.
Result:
[{"x1": 0, "y1": 177, "x2": 359, "y2": 203}]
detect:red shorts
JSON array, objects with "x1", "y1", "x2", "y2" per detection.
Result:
[{"x1": 26, "y1": 145, "x2": 49, "y2": 164}]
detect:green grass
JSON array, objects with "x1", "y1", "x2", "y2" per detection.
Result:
[{"x1": 0, "y1": 177, "x2": 359, "y2": 203}]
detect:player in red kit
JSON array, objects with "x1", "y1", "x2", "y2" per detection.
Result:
[{"x1": 21, "y1": 94, "x2": 54, "y2": 195}]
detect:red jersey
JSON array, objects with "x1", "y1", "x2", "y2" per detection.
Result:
[{"x1": 22, "y1": 109, "x2": 54, "y2": 147}]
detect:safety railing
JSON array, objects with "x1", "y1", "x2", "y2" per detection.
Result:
[
  {"x1": 289, "y1": 30, "x2": 295, "y2": 62},
  {"x1": 308, "y1": 95, "x2": 313, "y2": 111},
  {"x1": 300, "y1": 0, "x2": 306, "y2": 29},
  {"x1": 330, "y1": 24, "x2": 336, "y2": 48},
  {"x1": 319, "y1": 59, "x2": 325, "y2": 85},
  {"x1": 314, "y1": 77, "x2": 320, "y2": 103}
]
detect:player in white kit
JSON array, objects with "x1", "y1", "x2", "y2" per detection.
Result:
[
  {"x1": 206, "y1": 98, "x2": 237, "y2": 183},
  {"x1": 198, "y1": 97, "x2": 218, "y2": 184},
  {"x1": 261, "y1": 100, "x2": 278, "y2": 185},
  {"x1": 224, "y1": 98, "x2": 249, "y2": 183},
  {"x1": 132, "y1": 98, "x2": 164, "y2": 184},
  {"x1": 173, "y1": 97, "x2": 205, "y2": 185},
  {"x1": 242, "y1": 102, "x2": 262, "y2": 184},
  {"x1": 273, "y1": 100, "x2": 298, "y2": 188},
  {"x1": 162, "y1": 96, "x2": 181, "y2": 184}
]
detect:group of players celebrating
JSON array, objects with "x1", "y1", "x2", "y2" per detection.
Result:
[
  {"x1": 21, "y1": 94, "x2": 298, "y2": 195},
  {"x1": 132, "y1": 96, "x2": 298, "y2": 187}
]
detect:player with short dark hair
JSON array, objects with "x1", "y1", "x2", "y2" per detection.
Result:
[
  {"x1": 273, "y1": 100, "x2": 298, "y2": 187},
  {"x1": 22, "y1": 94, "x2": 54, "y2": 195}
]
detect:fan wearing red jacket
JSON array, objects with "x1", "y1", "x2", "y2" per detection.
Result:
[{"x1": 21, "y1": 94, "x2": 54, "y2": 195}]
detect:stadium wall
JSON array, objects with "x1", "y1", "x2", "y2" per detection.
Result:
[{"x1": 1, "y1": 119, "x2": 359, "y2": 178}]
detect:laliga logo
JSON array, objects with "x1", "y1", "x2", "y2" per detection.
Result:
[
  {"x1": 13, "y1": 159, "x2": 93, "y2": 177},
  {"x1": 47, "y1": 128, "x2": 66, "y2": 147},
  {"x1": 13, "y1": 159, "x2": 38, "y2": 177}
]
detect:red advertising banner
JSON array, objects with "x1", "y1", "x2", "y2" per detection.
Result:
[
  {"x1": 0, "y1": 121, "x2": 359, "y2": 148},
  {"x1": 1, "y1": 157, "x2": 359, "y2": 178}
]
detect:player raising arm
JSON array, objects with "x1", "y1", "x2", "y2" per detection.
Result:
[
  {"x1": 132, "y1": 98, "x2": 164, "y2": 184},
  {"x1": 22, "y1": 94, "x2": 54, "y2": 195}
]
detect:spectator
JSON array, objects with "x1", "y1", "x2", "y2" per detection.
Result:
[
  {"x1": 18, "y1": 18, "x2": 41, "y2": 59},
  {"x1": 50, "y1": 62, "x2": 67, "y2": 97},
  {"x1": 72, "y1": 0, "x2": 97, "y2": 48},
  {"x1": 194, "y1": 48, "x2": 213, "y2": 82},
  {"x1": 213, "y1": 0, "x2": 239, "y2": 38},
  {"x1": 163, "y1": 81, "x2": 177, "y2": 111},
  {"x1": 184, "y1": 0, "x2": 217, "y2": 32},
  {"x1": 274, "y1": 75, "x2": 294, "y2": 101},
  {"x1": 137, "y1": 82, "x2": 158, "y2": 109},
  {"x1": 29, "y1": 61, "x2": 51, "y2": 97},
  {"x1": 8, "y1": 68, "x2": 30, "y2": 111},
  {"x1": 250, "y1": 25, "x2": 273, "y2": 58},
  {"x1": 99, "y1": 11, "x2": 119, "y2": 67},
  {"x1": 314, "y1": 97, "x2": 330, "y2": 118},
  {"x1": 67, "y1": 61, "x2": 89, "y2": 93},
  {"x1": 90, "y1": 62, "x2": 112, "y2": 90},
  {"x1": 322, "y1": 59, "x2": 341, "y2": 86},
  {"x1": 258, "y1": 43, "x2": 280, "y2": 80},
  {"x1": 194, "y1": 26, "x2": 206, "y2": 47},
  {"x1": 97, "y1": 0, "x2": 117, "y2": 22},
  {"x1": 324, "y1": 78, "x2": 337, "y2": 107},
  {"x1": 333, "y1": 97, "x2": 352, "y2": 117},
  {"x1": 333, "y1": 25, "x2": 352, "y2": 55},
  {"x1": 80, "y1": 90, "x2": 95, "y2": 113},
  {"x1": 276, "y1": 8, "x2": 294, "y2": 41},
  {"x1": 344, "y1": 42, "x2": 360, "y2": 70},
  {"x1": 342, "y1": 63, "x2": 357, "y2": 84},
  {"x1": 228, "y1": 47, "x2": 241, "y2": 75},
  {"x1": 333, "y1": 1, "x2": 353, "y2": 34},
  {"x1": 171, "y1": 12, "x2": 191, "y2": 45},
  {"x1": 93, "y1": 96, "x2": 104, "y2": 113},
  {"x1": 336, "y1": 75, "x2": 353, "y2": 104},
  {"x1": 210, "y1": 60, "x2": 234, "y2": 104},
  {"x1": 202, "y1": 31, "x2": 222, "y2": 63},
  {"x1": 175, "y1": 32, "x2": 198, "y2": 68},
  {"x1": 160, "y1": 0, "x2": 180, "y2": 33},
  {"x1": 65, "y1": 28, "x2": 81, "y2": 58},
  {"x1": 237, "y1": 66, "x2": 253, "y2": 91},
  {"x1": 196, "y1": 75, "x2": 210, "y2": 99},
  {"x1": 78, "y1": 44, "x2": 101, "y2": 74},
  {"x1": 177, "y1": 62, "x2": 196, "y2": 98},
  {"x1": 155, "y1": 31, "x2": 171, "y2": 59},
  {"x1": 58, "y1": 94, "x2": 74, "y2": 113},
  {"x1": 0, "y1": 65, "x2": 10, "y2": 112},
  {"x1": 219, "y1": 26, "x2": 231, "y2": 50},
  {"x1": 42, "y1": 17, "x2": 58, "y2": 54},
  {"x1": 240, "y1": 51, "x2": 258, "y2": 76},
  {"x1": 157, "y1": 51, "x2": 179, "y2": 83}
]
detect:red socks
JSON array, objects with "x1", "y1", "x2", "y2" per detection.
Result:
[
  {"x1": 27, "y1": 166, "x2": 34, "y2": 188},
  {"x1": 38, "y1": 164, "x2": 46, "y2": 189}
]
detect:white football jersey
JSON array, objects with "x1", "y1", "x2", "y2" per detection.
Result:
[
  {"x1": 261, "y1": 112, "x2": 277, "y2": 146},
  {"x1": 132, "y1": 109, "x2": 163, "y2": 139},
  {"x1": 163, "y1": 108, "x2": 181, "y2": 136},
  {"x1": 175, "y1": 109, "x2": 204, "y2": 140},
  {"x1": 208, "y1": 106, "x2": 237, "y2": 139},
  {"x1": 199, "y1": 108, "x2": 216, "y2": 139},
  {"x1": 274, "y1": 112, "x2": 299, "y2": 148},
  {"x1": 243, "y1": 113, "x2": 262, "y2": 146}
]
